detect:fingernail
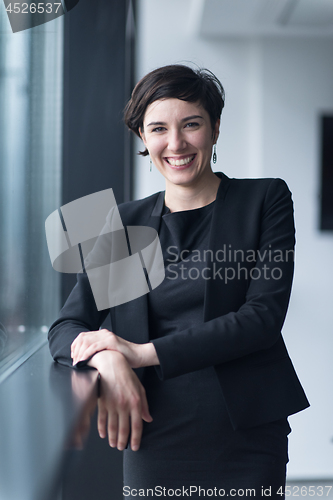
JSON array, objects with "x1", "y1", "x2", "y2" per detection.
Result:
[{"x1": 132, "y1": 444, "x2": 139, "y2": 451}]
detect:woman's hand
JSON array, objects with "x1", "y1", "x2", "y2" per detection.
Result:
[
  {"x1": 71, "y1": 329, "x2": 159, "y2": 368},
  {"x1": 88, "y1": 350, "x2": 153, "y2": 451}
]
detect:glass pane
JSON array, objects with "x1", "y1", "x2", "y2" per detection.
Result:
[{"x1": 0, "y1": 8, "x2": 63, "y2": 381}]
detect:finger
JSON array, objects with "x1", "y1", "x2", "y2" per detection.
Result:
[
  {"x1": 74, "y1": 340, "x2": 112, "y2": 364},
  {"x1": 71, "y1": 339, "x2": 80, "y2": 360},
  {"x1": 130, "y1": 409, "x2": 143, "y2": 451},
  {"x1": 71, "y1": 330, "x2": 88, "y2": 350},
  {"x1": 107, "y1": 410, "x2": 119, "y2": 448},
  {"x1": 71, "y1": 333, "x2": 87, "y2": 361},
  {"x1": 117, "y1": 410, "x2": 130, "y2": 451},
  {"x1": 70, "y1": 336, "x2": 78, "y2": 351},
  {"x1": 97, "y1": 399, "x2": 108, "y2": 439},
  {"x1": 72, "y1": 330, "x2": 99, "y2": 349},
  {"x1": 74, "y1": 345, "x2": 98, "y2": 365},
  {"x1": 73, "y1": 333, "x2": 115, "y2": 364},
  {"x1": 73, "y1": 336, "x2": 96, "y2": 364}
]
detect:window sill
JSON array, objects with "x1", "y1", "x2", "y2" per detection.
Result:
[{"x1": 0, "y1": 343, "x2": 98, "y2": 500}]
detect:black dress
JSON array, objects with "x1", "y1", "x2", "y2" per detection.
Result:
[{"x1": 122, "y1": 197, "x2": 290, "y2": 499}]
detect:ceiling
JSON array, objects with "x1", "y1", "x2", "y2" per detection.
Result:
[{"x1": 197, "y1": 0, "x2": 333, "y2": 38}]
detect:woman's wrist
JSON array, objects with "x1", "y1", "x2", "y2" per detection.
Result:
[
  {"x1": 139, "y1": 342, "x2": 160, "y2": 367},
  {"x1": 86, "y1": 342, "x2": 160, "y2": 370},
  {"x1": 87, "y1": 349, "x2": 125, "y2": 371}
]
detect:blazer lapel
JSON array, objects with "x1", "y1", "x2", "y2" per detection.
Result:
[
  {"x1": 204, "y1": 171, "x2": 256, "y2": 323},
  {"x1": 111, "y1": 192, "x2": 164, "y2": 348},
  {"x1": 203, "y1": 172, "x2": 239, "y2": 321}
]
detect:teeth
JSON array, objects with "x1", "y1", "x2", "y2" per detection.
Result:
[{"x1": 167, "y1": 155, "x2": 195, "y2": 166}]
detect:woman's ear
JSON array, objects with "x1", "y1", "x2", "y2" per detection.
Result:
[
  {"x1": 213, "y1": 119, "x2": 220, "y2": 143},
  {"x1": 139, "y1": 127, "x2": 147, "y2": 146}
]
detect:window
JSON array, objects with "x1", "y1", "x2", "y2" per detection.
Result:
[{"x1": 0, "y1": 8, "x2": 63, "y2": 381}]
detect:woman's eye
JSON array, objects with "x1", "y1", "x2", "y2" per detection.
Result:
[
  {"x1": 185, "y1": 122, "x2": 199, "y2": 128},
  {"x1": 152, "y1": 127, "x2": 166, "y2": 132}
]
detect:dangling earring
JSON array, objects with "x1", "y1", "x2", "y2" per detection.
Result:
[
  {"x1": 149, "y1": 157, "x2": 152, "y2": 172},
  {"x1": 212, "y1": 144, "x2": 217, "y2": 164}
]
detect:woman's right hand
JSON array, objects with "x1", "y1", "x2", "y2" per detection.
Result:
[{"x1": 88, "y1": 350, "x2": 153, "y2": 451}]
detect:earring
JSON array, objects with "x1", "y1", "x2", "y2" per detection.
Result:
[
  {"x1": 149, "y1": 157, "x2": 152, "y2": 172},
  {"x1": 213, "y1": 144, "x2": 217, "y2": 164}
]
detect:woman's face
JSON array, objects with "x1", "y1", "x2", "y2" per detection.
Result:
[{"x1": 140, "y1": 98, "x2": 219, "y2": 189}]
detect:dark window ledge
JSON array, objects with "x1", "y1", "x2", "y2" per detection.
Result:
[{"x1": 0, "y1": 343, "x2": 98, "y2": 500}]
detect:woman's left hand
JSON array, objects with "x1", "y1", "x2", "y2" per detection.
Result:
[{"x1": 71, "y1": 329, "x2": 159, "y2": 368}]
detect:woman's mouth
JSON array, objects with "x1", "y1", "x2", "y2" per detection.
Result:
[{"x1": 164, "y1": 155, "x2": 196, "y2": 169}]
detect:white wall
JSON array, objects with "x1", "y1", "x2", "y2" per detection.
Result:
[
  {"x1": 135, "y1": 0, "x2": 333, "y2": 479},
  {"x1": 261, "y1": 39, "x2": 333, "y2": 479}
]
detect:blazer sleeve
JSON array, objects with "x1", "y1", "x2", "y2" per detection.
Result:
[
  {"x1": 150, "y1": 178, "x2": 296, "y2": 380},
  {"x1": 48, "y1": 205, "x2": 122, "y2": 368},
  {"x1": 48, "y1": 272, "x2": 110, "y2": 368}
]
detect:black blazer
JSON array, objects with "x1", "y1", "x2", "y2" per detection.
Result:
[{"x1": 49, "y1": 172, "x2": 309, "y2": 430}]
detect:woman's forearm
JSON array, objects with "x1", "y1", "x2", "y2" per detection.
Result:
[
  {"x1": 138, "y1": 342, "x2": 160, "y2": 367},
  {"x1": 72, "y1": 329, "x2": 160, "y2": 368}
]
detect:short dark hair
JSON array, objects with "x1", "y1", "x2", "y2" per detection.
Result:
[{"x1": 124, "y1": 64, "x2": 225, "y2": 156}]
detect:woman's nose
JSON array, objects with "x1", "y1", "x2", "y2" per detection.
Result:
[{"x1": 168, "y1": 130, "x2": 187, "y2": 152}]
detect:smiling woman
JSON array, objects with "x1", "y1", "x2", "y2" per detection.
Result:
[
  {"x1": 124, "y1": 65, "x2": 224, "y2": 211},
  {"x1": 48, "y1": 64, "x2": 309, "y2": 499},
  {"x1": 139, "y1": 99, "x2": 220, "y2": 208}
]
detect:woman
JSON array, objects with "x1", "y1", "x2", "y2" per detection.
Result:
[{"x1": 49, "y1": 64, "x2": 309, "y2": 498}]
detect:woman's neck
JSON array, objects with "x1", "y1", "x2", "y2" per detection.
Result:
[{"x1": 164, "y1": 171, "x2": 221, "y2": 213}]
